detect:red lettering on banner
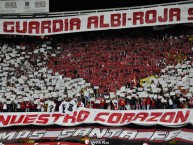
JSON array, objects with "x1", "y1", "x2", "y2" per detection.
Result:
[
  {"x1": 174, "y1": 110, "x2": 190, "y2": 123},
  {"x1": 169, "y1": 8, "x2": 181, "y2": 22},
  {"x1": 188, "y1": 8, "x2": 193, "y2": 20},
  {"x1": 0, "y1": 110, "x2": 192, "y2": 127},
  {"x1": 28, "y1": 22, "x2": 40, "y2": 34},
  {"x1": 63, "y1": 111, "x2": 77, "y2": 123},
  {"x1": 36, "y1": 114, "x2": 50, "y2": 124},
  {"x1": 122, "y1": 13, "x2": 126, "y2": 26},
  {"x1": 133, "y1": 112, "x2": 148, "y2": 121},
  {"x1": 0, "y1": 115, "x2": 11, "y2": 125},
  {"x1": 41, "y1": 20, "x2": 51, "y2": 34},
  {"x1": 145, "y1": 10, "x2": 157, "y2": 24},
  {"x1": 146, "y1": 112, "x2": 163, "y2": 122},
  {"x1": 112, "y1": 13, "x2": 126, "y2": 27},
  {"x1": 64, "y1": 19, "x2": 69, "y2": 31},
  {"x1": 53, "y1": 20, "x2": 63, "y2": 32},
  {"x1": 107, "y1": 113, "x2": 122, "y2": 124},
  {"x1": 9, "y1": 115, "x2": 25, "y2": 124},
  {"x1": 3, "y1": 22, "x2": 14, "y2": 33},
  {"x1": 111, "y1": 14, "x2": 121, "y2": 27},
  {"x1": 120, "y1": 113, "x2": 135, "y2": 124},
  {"x1": 158, "y1": 8, "x2": 168, "y2": 22},
  {"x1": 16, "y1": 22, "x2": 27, "y2": 33},
  {"x1": 76, "y1": 110, "x2": 90, "y2": 122},
  {"x1": 133, "y1": 12, "x2": 144, "y2": 25},
  {"x1": 70, "y1": 18, "x2": 80, "y2": 31},
  {"x1": 1, "y1": 4, "x2": 193, "y2": 35},
  {"x1": 52, "y1": 114, "x2": 64, "y2": 122},
  {"x1": 87, "y1": 16, "x2": 98, "y2": 29},
  {"x1": 94, "y1": 112, "x2": 109, "y2": 122},
  {"x1": 23, "y1": 115, "x2": 38, "y2": 124},
  {"x1": 100, "y1": 15, "x2": 109, "y2": 28},
  {"x1": 160, "y1": 112, "x2": 175, "y2": 123}
]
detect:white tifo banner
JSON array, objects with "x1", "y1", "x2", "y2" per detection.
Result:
[
  {"x1": 1, "y1": 127, "x2": 193, "y2": 143},
  {"x1": 0, "y1": 108, "x2": 193, "y2": 127},
  {"x1": 0, "y1": 3, "x2": 193, "y2": 35},
  {"x1": 0, "y1": 0, "x2": 49, "y2": 14}
]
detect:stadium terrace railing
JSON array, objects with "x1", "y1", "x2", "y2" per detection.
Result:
[{"x1": 0, "y1": 0, "x2": 193, "y2": 19}]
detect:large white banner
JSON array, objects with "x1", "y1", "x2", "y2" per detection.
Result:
[
  {"x1": 0, "y1": 3, "x2": 193, "y2": 35},
  {"x1": 0, "y1": 108, "x2": 193, "y2": 127},
  {"x1": 0, "y1": 0, "x2": 49, "y2": 14},
  {"x1": 1, "y1": 127, "x2": 193, "y2": 143}
]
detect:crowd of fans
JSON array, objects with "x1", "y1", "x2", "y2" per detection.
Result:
[{"x1": 0, "y1": 26, "x2": 193, "y2": 112}]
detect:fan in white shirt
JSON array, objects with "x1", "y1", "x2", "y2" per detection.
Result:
[
  {"x1": 65, "y1": 99, "x2": 77, "y2": 114},
  {"x1": 59, "y1": 99, "x2": 77, "y2": 114},
  {"x1": 59, "y1": 100, "x2": 68, "y2": 114},
  {"x1": 47, "y1": 101, "x2": 56, "y2": 112}
]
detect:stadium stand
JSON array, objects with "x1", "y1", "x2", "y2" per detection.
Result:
[
  {"x1": 1, "y1": 1, "x2": 193, "y2": 145},
  {"x1": 0, "y1": 26, "x2": 193, "y2": 112}
]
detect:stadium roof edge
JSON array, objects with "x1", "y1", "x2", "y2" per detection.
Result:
[{"x1": 0, "y1": 0, "x2": 193, "y2": 18}]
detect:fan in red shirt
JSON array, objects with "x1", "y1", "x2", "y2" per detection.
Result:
[
  {"x1": 146, "y1": 96, "x2": 151, "y2": 110},
  {"x1": 31, "y1": 102, "x2": 36, "y2": 112},
  {"x1": 20, "y1": 102, "x2": 26, "y2": 112},
  {"x1": 112, "y1": 98, "x2": 118, "y2": 110},
  {"x1": 189, "y1": 98, "x2": 193, "y2": 108},
  {"x1": 77, "y1": 100, "x2": 84, "y2": 107},
  {"x1": 100, "y1": 96, "x2": 106, "y2": 109},
  {"x1": 113, "y1": 101, "x2": 118, "y2": 110},
  {"x1": 86, "y1": 102, "x2": 91, "y2": 108},
  {"x1": 25, "y1": 101, "x2": 31, "y2": 112},
  {"x1": 90, "y1": 99, "x2": 96, "y2": 109},
  {"x1": 151, "y1": 98, "x2": 156, "y2": 109},
  {"x1": 119, "y1": 97, "x2": 126, "y2": 110}
]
